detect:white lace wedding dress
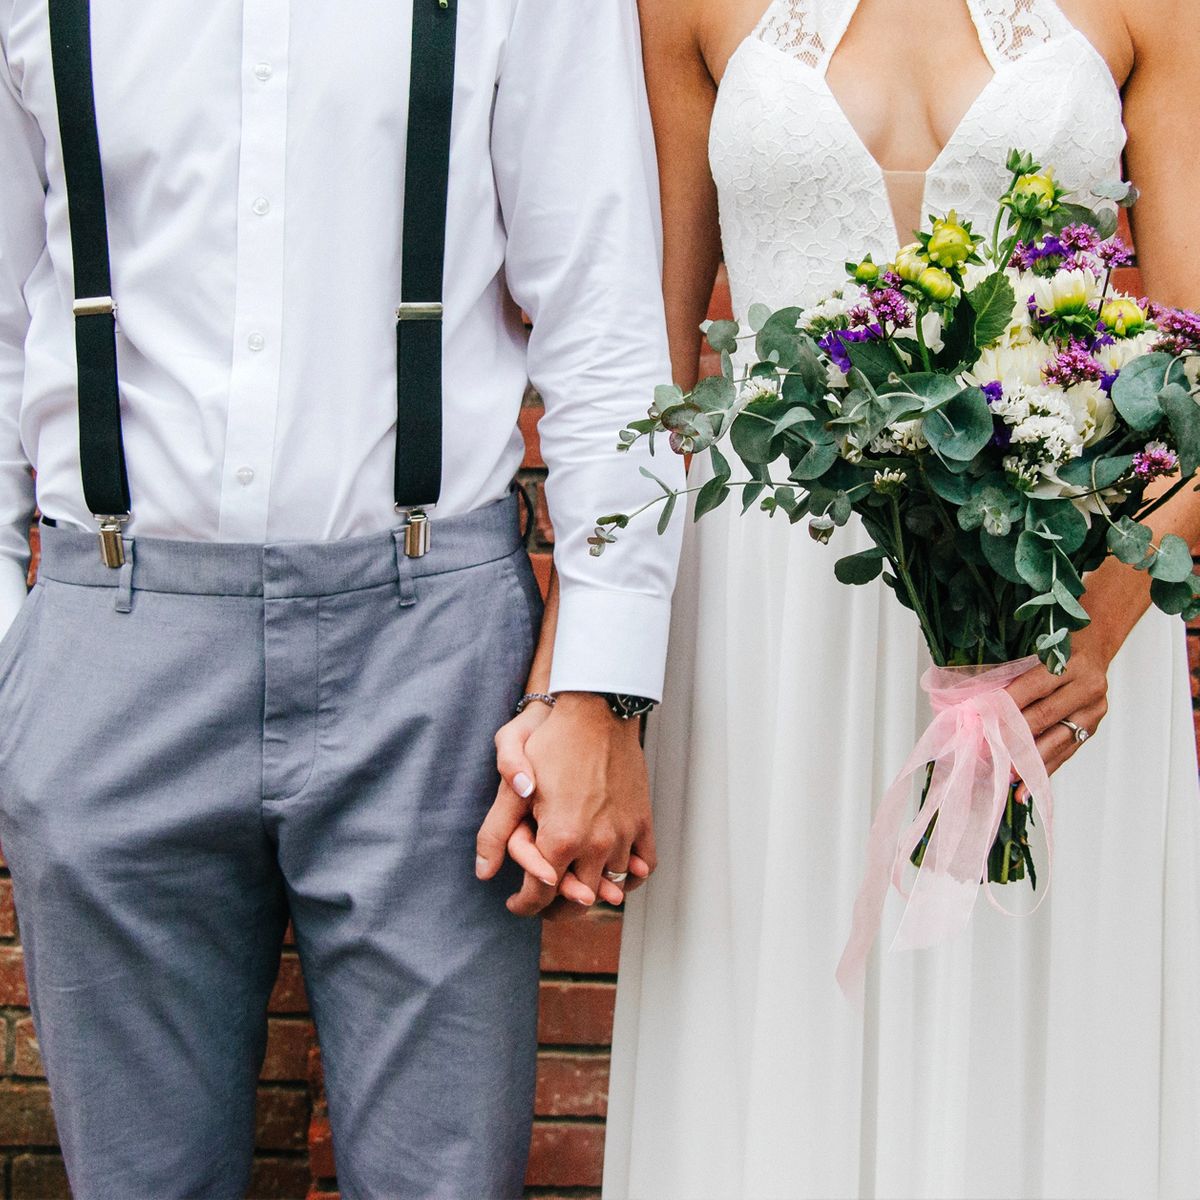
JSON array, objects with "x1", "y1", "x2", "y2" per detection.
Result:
[{"x1": 605, "y1": 2, "x2": 1200, "y2": 1197}]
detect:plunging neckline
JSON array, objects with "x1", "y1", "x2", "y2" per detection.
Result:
[{"x1": 715, "y1": 0, "x2": 1122, "y2": 249}]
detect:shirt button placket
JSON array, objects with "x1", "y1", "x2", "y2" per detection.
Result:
[{"x1": 218, "y1": 2, "x2": 290, "y2": 542}]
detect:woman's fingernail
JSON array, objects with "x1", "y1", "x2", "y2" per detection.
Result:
[
  {"x1": 475, "y1": 856, "x2": 488, "y2": 878},
  {"x1": 514, "y1": 773, "x2": 534, "y2": 799}
]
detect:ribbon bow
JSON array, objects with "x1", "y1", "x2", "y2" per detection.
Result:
[{"x1": 836, "y1": 657, "x2": 1054, "y2": 999}]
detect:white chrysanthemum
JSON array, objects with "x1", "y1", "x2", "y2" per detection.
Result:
[
  {"x1": 996, "y1": 385, "x2": 1085, "y2": 469},
  {"x1": 1095, "y1": 328, "x2": 1159, "y2": 374},
  {"x1": 1064, "y1": 379, "x2": 1117, "y2": 447},
  {"x1": 963, "y1": 339, "x2": 1055, "y2": 389},
  {"x1": 740, "y1": 376, "x2": 780, "y2": 405},
  {"x1": 868, "y1": 419, "x2": 928, "y2": 457},
  {"x1": 1030, "y1": 268, "x2": 1102, "y2": 317},
  {"x1": 800, "y1": 291, "x2": 860, "y2": 330}
]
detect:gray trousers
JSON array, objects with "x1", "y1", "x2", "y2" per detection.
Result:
[{"x1": 0, "y1": 494, "x2": 543, "y2": 1200}]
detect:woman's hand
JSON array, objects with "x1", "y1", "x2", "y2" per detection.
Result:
[{"x1": 1006, "y1": 625, "x2": 1113, "y2": 781}]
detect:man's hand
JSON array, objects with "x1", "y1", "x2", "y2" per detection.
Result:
[{"x1": 475, "y1": 693, "x2": 656, "y2": 917}]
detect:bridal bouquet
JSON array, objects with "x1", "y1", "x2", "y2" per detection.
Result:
[{"x1": 594, "y1": 150, "x2": 1200, "y2": 980}]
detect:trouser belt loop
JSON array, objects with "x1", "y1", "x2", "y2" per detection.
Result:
[
  {"x1": 114, "y1": 540, "x2": 134, "y2": 614},
  {"x1": 392, "y1": 531, "x2": 418, "y2": 608}
]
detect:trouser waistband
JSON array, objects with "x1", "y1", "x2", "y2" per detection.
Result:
[{"x1": 37, "y1": 493, "x2": 523, "y2": 599}]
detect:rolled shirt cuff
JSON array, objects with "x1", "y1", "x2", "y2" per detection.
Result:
[{"x1": 547, "y1": 584, "x2": 673, "y2": 703}]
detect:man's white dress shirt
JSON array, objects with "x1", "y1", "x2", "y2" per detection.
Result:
[{"x1": 0, "y1": 0, "x2": 683, "y2": 698}]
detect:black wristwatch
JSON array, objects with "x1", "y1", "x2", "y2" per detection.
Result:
[{"x1": 602, "y1": 693, "x2": 657, "y2": 721}]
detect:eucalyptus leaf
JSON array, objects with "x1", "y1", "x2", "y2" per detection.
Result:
[
  {"x1": 1026, "y1": 500, "x2": 1088, "y2": 555},
  {"x1": 756, "y1": 308, "x2": 807, "y2": 368},
  {"x1": 1106, "y1": 516, "x2": 1153, "y2": 566},
  {"x1": 1015, "y1": 592, "x2": 1057, "y2": 622},
  {"x1": 1015, "y1": 531, "x2": 1055, "y2": 591},
  {"x1": 845, "y1": 340, "x2": 904, "y2": 389},
  {"x1": 922, "y1": 457, "x2": 974, "y2": 504},
  {"x1": 1159, "y1": 382, "x2": 1200, "y2": 477},
  {"x1": 923, "y1": 386, "x2": 993, "y2": 461},
  {"x1": 835, "y1": 547, "x2": 887, "y2": 585},
  {"x1": 741, "y1": 481, "x2": 766, "y2": 513},
  {"x1": 980, "y1": 530, "x2": 1023, "y2": 584},
  {"x1": 653, "y1": 384, "x2": 684, "y2": 412},
  {"x1": 1051, "y1": 578, "x2": 1090, "y2": 622},
  {"x1": 657, "y1": 490, "x2": 678, "y2": 536},
  {"x1": 1111, "y1": 353, "x2": 1172, "y2": 431},
  {"x1": 1057, "y1": 453, "x2": 1135, "y2": 490},
  {"x1": 691, "y1": 373, "x2": 737, "y2": 413},
  {"x1": 747, "y1": 303, "x2": 773, "y2": 333},
  {"x1": 788, "y1": 439, "x2": 840, "y2": 481},
  {"x1": 1150, "y1": 576, "x2": 1196, "y2": 616},
  {"x1": 704, "y1": 319, "x2": 740, "y2": 355},
  {"x1": 694, "y1": 475, "x2": 730, "y2": 520},
  {"x1": 1149, "y1": 533, "x2": 1194, "y2": 583}
]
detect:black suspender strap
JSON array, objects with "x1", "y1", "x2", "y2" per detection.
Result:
[
  {"x1": 48, "y1": 0, "x2": 457, "y2": 567},
  {"x1": 48, "y1": 0, "x2": 131, "y2": 567},
  {"x1": 394, "y1": 0, "x2": 457, "y2": 557}
]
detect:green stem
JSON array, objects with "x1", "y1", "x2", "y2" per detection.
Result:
[{"x1": 889, "y1": 497, "x2": 946, "y2": 665}]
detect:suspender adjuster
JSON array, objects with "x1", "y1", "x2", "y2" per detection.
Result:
[
  {"x1": 401, "y1": 509, "x2": 431, "y2": 559},
  {"x1": 73, "y1": 296, "x2": 117, "y2": 318},
  {"x1": 395, "y1": 302, "x2": 444, "y2": 322},
  {"x1": 95, "y1": 514, "x2": 129, "y2": 569}
]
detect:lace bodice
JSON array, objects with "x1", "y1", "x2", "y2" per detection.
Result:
[{"x1": 710, "y1": 0, "x2": 1126, "y2": 316}]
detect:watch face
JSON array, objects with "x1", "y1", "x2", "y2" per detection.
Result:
[{"x1": 608, "y1": 693, "x2": 656, "y2": 719}]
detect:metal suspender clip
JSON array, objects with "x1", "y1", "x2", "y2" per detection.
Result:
[
  {"x1": 400, "y1": 509, "x2": 430, "y2": 559},
  {"x1": 395, "y1": 302, "x2": 444, "y2": 322},
  {"x1": 73, "y1": 295, "x2": 117, "y2": 319},
  {"x1": 95, "y1": 514, "x2": 129, "y2": 569}
]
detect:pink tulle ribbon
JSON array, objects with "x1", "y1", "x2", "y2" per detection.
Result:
[{"x1": 836, "y1": 656, "x2": 1055, "y2": 1000}]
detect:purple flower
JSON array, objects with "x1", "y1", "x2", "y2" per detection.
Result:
[
  {"x1": 1011, "y1": 242, "x2": 1039, "y2": 272},
  {"x1": 1096, "y1": 238, "x2": 1134, "y2": 268},
  {"x1": 819, "y1": 325, "x2": 881, "y2": 373},
  {"x1": 981, "y1": 381, "x2": 1004, "y2": 404},
  {"x1": 1043, "y1": 340, "x2": 1104, "y2": 388},
  {"x1": 869, "y1": 287, "x2": 913, "y2": 329},
  {"x1": 848, "y1": 305, "x2": 874, "y2": 329},
  {"x1": 881, "y1": 270, "x2": 904, "y2": 289},
  {"x1": 1060, "y1": 224, "x2": 1101, "y2": 253},
  {"x1": 989, "y1": 420, "x2": 1013, "y2": 450},
  {"x1": 1132, "y1": 442, "x2": 1179, "y2": 481},
  {"x1": 1100, "y1": 370, "x2": 1119, "y2": 395},
  {"x1": 1013, "y1": 235, "x2": 1069, "y2": 274},
  {"x1": 1153, "y1": 307, "x2": 1200, "y2": 356}
]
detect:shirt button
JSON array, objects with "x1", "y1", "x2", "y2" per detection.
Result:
[
  {"x1": 254, "y1": 62, "x2": 273, "y2": 82},
  {"x1": 236, "y1": 467, "x2": 256, "y2": 486},
  {"x1": 247, "y1": 332, "x2": 266, "y2": 352},
  {"x1": 251, "y1": 196, "x2": 271, "y2": 216}
]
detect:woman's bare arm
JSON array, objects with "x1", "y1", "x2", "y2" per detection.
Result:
[{"x1": 639, "y1": 0, "x2": 724, "y2": 389}]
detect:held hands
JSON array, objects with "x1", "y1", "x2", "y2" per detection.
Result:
[{"x1": 475, "y1": 694, "x2": 656, "y2": 917}]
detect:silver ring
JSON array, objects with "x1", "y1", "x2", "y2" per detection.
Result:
[
  {"x1": 1058, "y1": 719, "x2": 1090, "y2": 744},
  {"x1": 603, "y1": 869, "x2": 629, "y2": 885}
]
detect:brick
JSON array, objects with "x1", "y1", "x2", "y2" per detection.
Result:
[
  {"x1": 535, "y1": 1052, "x2": 610, "y2": 1118},
  {"x1": 525, "y1": 1121, "x2": 606, "y2": 1189},
  {"x1": 0, "y1": 945, "x2": 29, "y2": 1006},
  {"x1": 11, "y1": 1152, "x2": 69, "y2": 1200},
  {"x1": 537, "y1": 981, "x2": 615, "y2": 1046},
  {"x1": 308, "y1": 1112, "x2": 337, "y2": 1179},
  {"x1": 0, "y1": 875, "x2": 16, "y2": 939},
  {"x1": 520, "y1": 404, "x2": 544, "y2": 470},
  {"x1": 254, "y1": 1088, "x2": 309, "y2": 1152},
  {"x1": 1112, "y1": 266, "x2": 1143, "y2": 296},
  {"x1": 260, "y1": 1020, "x2": 314, "y2": 1082},
  {"x1": 708, "y1": 265, "x2": 733, "y2": 322},
  {"x1": 540, "y1": 909, "x2": 622, "y2": 975},
  {"x1": 306, "y1": 1190, "x2": 341, "y2": 1200},
  {"x1": 530, "y1": 552, "x2": 553, "y2": 600},
  {"x1": 0, "y1": 1082, "x2": 60, "y2": 1146},
  {"x1": 12, "y1": 1016, "x2": 42, "y2": 1078},
  {"x1": 268, "y1": 953, "x2": 309, "y2": 1014},
  {"x1": 247, "y1": 1154, "x2": 312, "y2": 1200}
]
